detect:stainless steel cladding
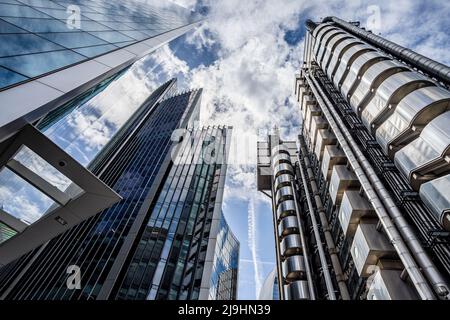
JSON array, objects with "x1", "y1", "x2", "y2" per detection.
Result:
[
  {"x1": 282, "y1": 255, "x2": 307, "y2": 282},
  {"x1": 324, "y1": 16, "x2": 450, "y2": 84},
  {"x1": 366, "y1": 269, "x2": 418, "y2": 300},
  {"x1": 310, "y1": 116, "x2": 328, "y2": 147},
  {"x1": 326, "y1": 38, "x2": 361, "y2": 80},
  {"x1": 272, "y1": 144, "x2": 290, "y2": 156},
  {"x1": 328, "y1": 165, "x2": 360, "y2": 205},
  {"x1": 338, "y1": 190, "x2": 376, "y2": 237},
  {"x1": 322, "y1": 35, "x2": 355, "y2": 74},
  {"x1": 349, "y1": 59, "x2": 408, "y2": 114},
  {"x1": 376, "y1": 86, "x2": 450, "y2": 157},
  {"x1": 276, "y1": 186, "x2": 294, "y2": 204},
  {"x1": 278, "y1": 216, "x2": 300, "y2": 237},
  {"x1": 394, "y1": 111, "x2": 450, "y2": 190},
  {"x1": 314, "y1": 129, "x2": 337, "y2": 160},
  {"x1": 274, "y1": 173, "x2": 292, "y2": 191},
  {"x1": 350, "y1": 222, "x2": 397, "y2": 277},
  {"x1": 340, "y1": 51, "x2": 388, "y2": 99},
  {"x1": 361, "y1": 71, "x2": 434, "y2": 133},
  {"x1": 321, "y1": 145, "x2": 346, "y2": 181},
  {"x1": 284, "y1": 280, "x2": 310, "y2": 300},
  {"x1": 277, "y1": 199, "x2": 296, "y2": 220},
  {"x1": 333, "y1": 44, "x2": 374, "y2": 89},
  {"x1": 419, "y1": 174, "x2": 450, "y2": 231},
  {"x1": 272, "y1": 152, "x2": 291, "y2": 167},
  {"x1": 273, "y1": 163, "x2": 294, "y2": 179},
  {"x1": 280, "y1": 234, "x2": 303, "y2": 257}
]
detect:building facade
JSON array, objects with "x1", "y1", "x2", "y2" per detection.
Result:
[
  {"x1": 257, "y1": 17, "x2": 450, "y2": 300},
  {"x1": 258, "y1": 268, "x2": 279, "y2": 300},
  {"x1": 0, "y1": 0, "x2": 201, "y2": 142},
  {"x1": 0, "y1": 0, "x2": 201, "y2": 267},
  {"x1": 208, "y1": 211, "x2": 239, "y2": 300},
  {"x1": 0, "y1": 73, "x2": 238, "y2": 299}
]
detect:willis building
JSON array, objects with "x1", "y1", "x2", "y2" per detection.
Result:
[
  {"x1": 257, "y1": 16, "x2": 450, "y2": 300},
  {"x1": 0, "y1": 0, "x2": 239, "y2": 300}
]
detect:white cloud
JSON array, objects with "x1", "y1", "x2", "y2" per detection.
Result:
[{"x1": 174, "y1": 0, "x2": 450, "y2": 299}]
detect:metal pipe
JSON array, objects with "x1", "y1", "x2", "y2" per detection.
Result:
[
  {"x1": 308, "y1": 73, "x2": 450, "y2": 299},
  {"x1": 297, "y1": 140, "x2": 351, "y2": 300},
  {"x1": 305, "y1": 73, "x2": 438, "y2": 300},
  {"x1": 296, "y1": 159, "x2": 337, "y2": 299},
  {"x1": 323, "y1": 16, "x2": 450, "y2": 85},
  {"x1": 290, "y1": 180, "x2": 316, "y2": 300}
]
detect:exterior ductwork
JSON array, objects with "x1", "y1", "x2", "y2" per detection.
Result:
[
  {"x1": 306, "y1": 73, "x2": 449, "y2": 299},
  {"x1": 261, "y1": 16, "x2": 450, "y2": 300},
  {"x1": 322, "y1": 16, "x2": 450, "y2": 85}
]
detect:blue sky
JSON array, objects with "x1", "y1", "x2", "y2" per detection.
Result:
[
  {"x1": 1, "y1": 0, "x2": 449, "y2": 300},
  {"x1": 162, "y1": 0, "x2": 450, "y2": 299}
]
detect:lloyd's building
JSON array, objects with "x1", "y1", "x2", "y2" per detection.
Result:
[
  {"x1": 257, "y1": 17, "x2": 450, "y2": 300},
  {"x1": 0, "y1": 0, "x2": 239, "y2": 300}
]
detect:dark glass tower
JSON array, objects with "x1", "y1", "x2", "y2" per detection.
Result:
[{"x1": 0, "y1": 81, "x2": 238, "y2": 300}]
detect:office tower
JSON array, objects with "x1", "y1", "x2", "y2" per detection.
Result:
[
  {"x1": 0, "y1": 68, "x2": 238, "y2": 300},
  {"x1": 257, "y1": 16, "x2": 450, "y2": 300},
  {"x1": 0, "y1": 0, "x2": 200, "y2": 141},
  {"x1": 0, "y1": 0, "x2": 201, "y2": 266},
  {"x1": 258, "y1": 268, "x2": 279, "y2": 300}
]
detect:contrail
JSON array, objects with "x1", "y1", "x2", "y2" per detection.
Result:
[{"x1": 247, "y1": 195, "x2": 263, "y2": 297}]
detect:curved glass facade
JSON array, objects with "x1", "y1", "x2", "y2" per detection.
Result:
[
  {"x1": 258, "y1": 267, "x2": 279, "y2": 300},
  {"x1": 208, "y1": 211, "x2": 239, "y2": 300}
]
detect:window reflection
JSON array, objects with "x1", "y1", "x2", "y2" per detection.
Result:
[{"x1": 0, "y1": 0, "x2": 197, "y2": 89}]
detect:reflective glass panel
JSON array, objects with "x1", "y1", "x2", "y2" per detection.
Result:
[
  {"x1": 0, "y1": 49, "x2": 85, "y2": 77},
  {"x1": 38, "y1": 31, "x2": 108, "y2": 48},
  {"x1": 0, "y1": 33, "x2": 64, "y2": 57},
  {"x1": 0, "y1": 66, "x2": 27, "y2": 87}
]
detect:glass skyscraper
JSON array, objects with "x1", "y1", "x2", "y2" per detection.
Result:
[
  {"x1": 0, "y1": 0, "x2": 201, "y2": 266},
  {"x1": 0, "y1": 0, "x2": 201, "y2": 148},
  {"x1": 0, "y1": 0, "x2": 239, "y2": 300},
  {"x1": 0, "y1": 0, "x2": 196, "y2": 89},
  {"x1": 0, "y1": 79, "x2": 239, "y2": 300}
]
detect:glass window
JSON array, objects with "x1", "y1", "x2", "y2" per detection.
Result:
[
  {"x1": 32, "y1": 7, "x2": 74, "y2": 19},
  {"x1": 113, "y1": 40, "x2": 135, "y2": 48},
  {"x1": 0, "y1": 66, "x2": 27, "y2": 88},
  {"x1": 71, "y1": 19, "x2": 112, "y2": 32},
  {"x1": 118, "y1": 30, "x2": 148, "y2": 41},
  {"x1": 80, "y1": 12, "x2": 118, "y2": 21},
  {"x1": 0, "y1": 167, "x2": 57, "y2": 225},
  {"x1": 0, "y1": 34, "x2": 65, "y2": 57},
  {"x1": 0, "y1": 49, "x2": 85, "y2": 77},
  {"x1": 0, "y1": 18, "x2": 26, "y2": 33},
  {"x1": 2, "y1": 16, "x2": 75, "y2": 32},
  {"x1": 16, "y1": 0, "x2": 64, "y2": 9},
  {"x1": 93, "y1": 20, "x2": 134, "y2": 31},
  {"x1": 0, "y1": 3, "x2": 52, "y2": 18},
  {"x1": 72, "y1": 43, "x2": 117, "y2": 57},
  {"x1": 87, "y1": 30, "x2": 134, "y2": 43},
  {"x1": 38, "y1": 32, "x2": 108, "y2": 48},
  {"x1": 13, "y1": 145, "x2": 74, "y2": 192}
]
